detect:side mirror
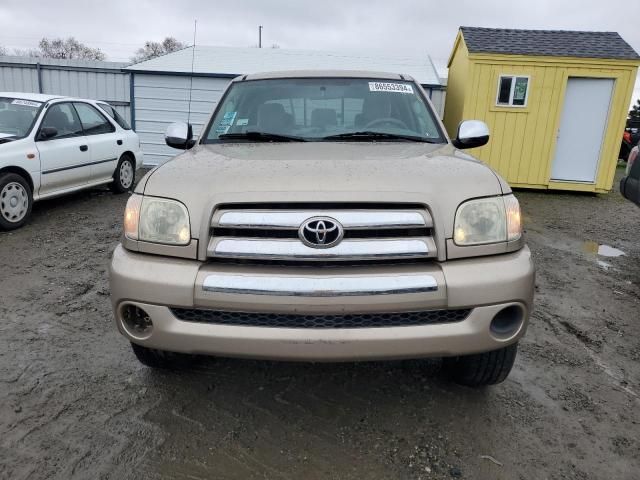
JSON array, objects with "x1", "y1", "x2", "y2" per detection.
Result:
[
  {"x1": 165, "y1": 122, "x2": 195, "y2": 150},
  {"x1": 39, "y1": 126, "x2": 58, "y2": 140},
  {"x1": 452, "y1": 120, "x2": 490, "y2": 149}
]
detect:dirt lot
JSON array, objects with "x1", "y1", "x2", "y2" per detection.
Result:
[{"x1": 1, "y1": 169, "x2": 639, "y2": 480}]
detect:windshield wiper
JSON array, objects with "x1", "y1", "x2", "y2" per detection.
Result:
[
  {"x1": 218, "y1": 131, "x2": 307, "y2": 142},
  {"x1": 322, "y1": 131, "x2": 437, "y2": 143},
  {"x1": 0, "y1": 137, "x2": 16, "y2": 144}
]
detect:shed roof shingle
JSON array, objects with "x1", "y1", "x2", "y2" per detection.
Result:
[{"x1": 460, "y1": 27, "x2": 640, "y2": 60}]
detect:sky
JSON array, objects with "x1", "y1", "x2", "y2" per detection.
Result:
[{"x1": 0, "y1": 0, "x2": 638, "y2": 105}]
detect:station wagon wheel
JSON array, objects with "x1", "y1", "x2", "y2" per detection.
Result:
[
  {"x1": 0, "y1": 173, "x2": 33, "y2": 231},
  {"x1": 120, "y1": 160, "x2": 134, "y2": 188},
  {"x1": 111, "y1": 154, "x2": 135, "y2": 193}
]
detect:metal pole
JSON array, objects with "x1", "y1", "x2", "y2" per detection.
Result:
[
  {"x1": 259, "y1": 25, "x2": 263, "y2": 48},
  {"x1": 187, "y1": 19, "x2": 197, "y2": 126},
  {"x1": 129, "y1": 72, "x2": 136, "y2": 130},
  {"x1": 36, "y1": 62, "x2": 43, "y2": 93}
]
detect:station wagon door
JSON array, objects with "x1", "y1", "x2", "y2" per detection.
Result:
[
  {"x1": 36, "y1": 102, "x2": 91, "y2": 196},
  {"x1": 73, "y1": 102, "x2": 121, "y2": 183}
]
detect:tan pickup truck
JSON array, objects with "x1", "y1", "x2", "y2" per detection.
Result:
[{"x1": 109, "y1": 70, "x2": 534, "y2": 386}]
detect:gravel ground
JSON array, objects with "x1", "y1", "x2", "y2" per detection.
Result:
[{"x1": 1, "y1": 168, "x2": 639, "y2": 480}]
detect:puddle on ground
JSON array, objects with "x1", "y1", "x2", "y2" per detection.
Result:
[
  {"x1": 597, "y1": 260, "x2": 612, "y2": 270},
  {"x1": 531, "y1": 233, "x2": 627, "y2": 271},
  {"x1": 582, "y1": 241, "x2": 625, "y2": 270},
  {"x1": 582, "y1": 241, "x2": 626, "y2": 257},
  {"x1": 597, "y1": 245, "x2": 625, "y2": 257}
]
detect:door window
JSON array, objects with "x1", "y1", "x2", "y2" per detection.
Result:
[
  {"x1": 39, "y1": 103, "x2": 83, "y2": 139},
  {"x1": 73, "y1": 103, "x2": 115, "y2": 135},
  {"x1": 98, "y1": 103, "x2": 131, "y2": 130}
]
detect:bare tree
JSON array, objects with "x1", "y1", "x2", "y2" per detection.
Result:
[
  {"x1": 30, "y1": 37, "x2": 106, "y2": 60},
  {"x1": 131, "y1": 37, "x2": 186, "y2": 63},
  {"x1": 0, "y1": 45, "x2": 6, "y2": 56}
]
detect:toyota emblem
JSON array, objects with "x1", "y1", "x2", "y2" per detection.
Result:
[{"x1": 299, "y1": 217, "x2": 344, "y2": 248}]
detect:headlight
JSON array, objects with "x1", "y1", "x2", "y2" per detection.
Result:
[
  {"x1": 503, "y1": 194, "x2": 522, "y2": 241},
  {"x1": 124, "y1": 194, "x2": 191, "y2": 245},
  {"x1": 453, "y1": 194, "x2": 521, "y2": 246},
  {"x1": 124, "y1": 194, "x2": 142, "y2": 239}
]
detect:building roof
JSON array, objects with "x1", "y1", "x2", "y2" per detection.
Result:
[
  {"x1": 0, "y1": 91, "x2": 62, "y2": 102},
  {"x1": 0, "y1": 55, "x2": 127, "y2": 70},
  {"x1": 126, "y1": 46, "x2": 443, "y2": 86},
  {"x1": 460, "y1": 27, "x2": 640, "y2": 60}
]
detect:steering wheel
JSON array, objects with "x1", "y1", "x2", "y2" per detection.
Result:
[{"x1": 364, "y1": 117, "x2": 409, "y2": 130}]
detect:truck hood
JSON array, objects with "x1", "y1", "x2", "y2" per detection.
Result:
[{"x1": 141, "y1": 142, "x2": 507, "y2": 239}]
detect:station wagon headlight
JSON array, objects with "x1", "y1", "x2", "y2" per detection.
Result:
[
  {"x1": 124, "y1": 194, "x2": 191, "y2": 245},
  {"x1": 453, "y1": 194, "x2": 521, "y2": 246}
]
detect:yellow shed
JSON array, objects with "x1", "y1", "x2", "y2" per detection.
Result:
[{"x1": 444, "y1": 27, "x2": 640, "y2": 192}]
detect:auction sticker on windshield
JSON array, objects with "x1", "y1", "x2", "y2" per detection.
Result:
[
  {"x1": 11, "y1": 99, "x2": 42, "y2": 107},
  {"x1": 368, "y1": 82, "x2": 414, "y2": 94},
  {"x1": 215, "y1": 111, "x2": 237, "y2": 134}
]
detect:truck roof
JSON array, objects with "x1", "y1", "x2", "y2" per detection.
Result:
[{"x1": 241, "y1": 70, "x2": 415, "y2": 82}]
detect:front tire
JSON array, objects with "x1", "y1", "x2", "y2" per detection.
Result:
[
  {"x1": 0, "y1": 173, "x2": 33, "y2": 231},
  {"x1": 110, "y1": 154, "x2": 135, "y2": 193},
  {"x1": 444, "y1": 343, "x2": 518, "y2": 387},
  {"x1": 130, "y1": 342, "x2": 192, "y2": 369}
]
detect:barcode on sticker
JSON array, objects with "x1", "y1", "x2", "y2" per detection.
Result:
[
  {"x1": 12, "y1": 99, "x2": 42, "y2": 108},
  {"x1": 368, "y1": 82, "x2": 414, "y2": 94}
]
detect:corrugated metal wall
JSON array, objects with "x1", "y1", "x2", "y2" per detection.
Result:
[
  {"x1": 426, "y1": 88, "x2": 446, "y2": 119},
  {"x1": 0, "y1": 56, "x2": 130, "y2": 120},
  {"x1": 133, "y1": 73, "x2": 230, "y2": 165},
  {"x1": 0, "y1": 63, "x2": 39, "y2": 91},
  {"x1": 41, "y1": 69, "x2": 130, "y2": 119}
]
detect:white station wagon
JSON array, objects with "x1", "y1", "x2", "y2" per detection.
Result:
[{"x1": 0, "y1": 92, "x2": 143, "y2": 230}]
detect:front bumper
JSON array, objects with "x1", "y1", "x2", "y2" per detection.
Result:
[{"x1": 109, "y1": 244, "x2": 535, "y2": 361}]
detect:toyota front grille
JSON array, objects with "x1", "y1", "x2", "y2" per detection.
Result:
[{"x1": 207, "y1": 203, "x2": 436, "y2": 262}]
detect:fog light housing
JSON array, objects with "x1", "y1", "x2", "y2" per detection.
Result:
[
  {"x1": 120, "y1": 304, "x2": 153, "y2": 339},
  {"x1": 490, "y1": 305, "x2": 524, "y2": 338}
]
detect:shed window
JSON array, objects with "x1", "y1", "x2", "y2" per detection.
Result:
[{"x1": 496, "y1": 75, "x2": 529, "y2": 107}]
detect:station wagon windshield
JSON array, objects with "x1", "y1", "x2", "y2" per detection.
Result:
[
  {"x1": 0, "y1": 97, "x2": 44, "y2": 141},
  {"x1": 203, "y1": 78, "x2": 445, "y2": 143}
]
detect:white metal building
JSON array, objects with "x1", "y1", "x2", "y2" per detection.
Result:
[
  {"x1": 0, "y1": 56, "x2": 131, "y2": 120},
  {"x1": 126, "y1": 46, "x2": 445, "y2": 165}
]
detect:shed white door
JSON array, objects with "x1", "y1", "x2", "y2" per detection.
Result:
[{"x1": 550, "y1": 77, "x2": 614, "y2": 183}]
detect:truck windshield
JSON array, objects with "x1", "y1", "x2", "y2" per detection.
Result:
[
  {"x1": 203, "y1": 78, "x2": 445, "y2": 143},
  {"x1": 0, "y1": 97, "x2": 44, "y2": 141}
]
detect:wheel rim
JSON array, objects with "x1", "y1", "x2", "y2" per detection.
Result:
[
  {"x1": 0, "y1": 182, "x2": 29, "y2": 223},
  {"x1": 120, "y1": 160, "x2": 134, "y2": 189}
]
